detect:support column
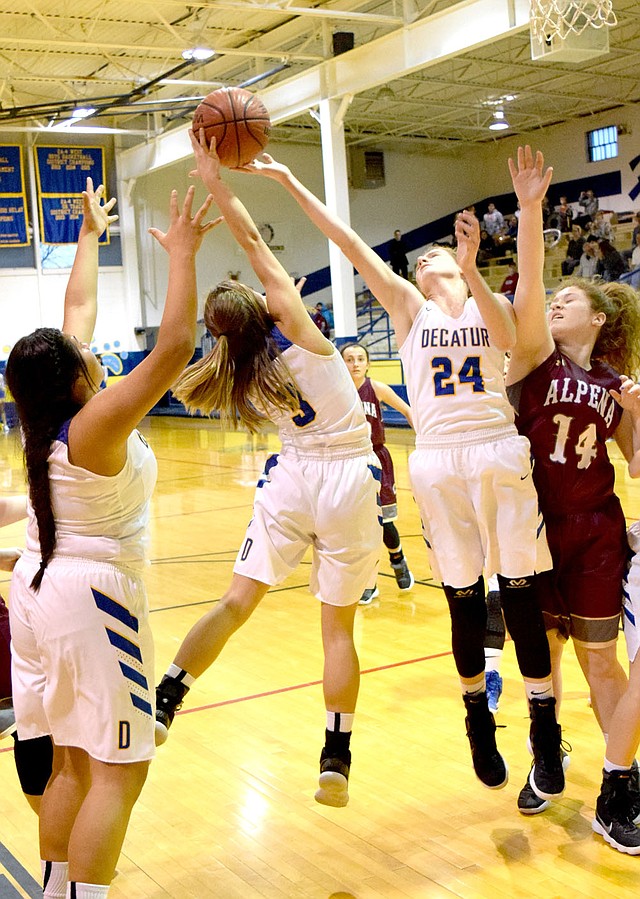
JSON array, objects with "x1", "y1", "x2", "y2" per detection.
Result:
[{"x1": 318, "y1": 97, "x2": 357, "y2": 343}]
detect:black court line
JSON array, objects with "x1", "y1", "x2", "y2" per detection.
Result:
[
  {"x1": 0, "y1": 844, "x2": 41, "y2": 898},
  {"x1": 151, "y1": 580, "x2": 310, "y2": 614}
]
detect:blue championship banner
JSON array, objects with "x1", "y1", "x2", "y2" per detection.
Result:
[
  {"x1": 34, "y1": 146, "x2": 108, "y2": 245},
  {"x1": 0, "y1": 145, "x2": 30, "y2": 246}
]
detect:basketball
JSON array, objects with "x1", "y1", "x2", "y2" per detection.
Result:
[{"x1": 192, "y1": 87, "x2": 271, "y2": 168}]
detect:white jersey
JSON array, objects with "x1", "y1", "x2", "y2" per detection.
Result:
[
  {"x1": 399, "y1": 298, "x2": 514, "y2": 437},
  {"x1": 25, "y1": 424, "x2": 157, "y2": 571},
  {"x1": 262, "y1": 340, "x2": 371, "y2": 457}
]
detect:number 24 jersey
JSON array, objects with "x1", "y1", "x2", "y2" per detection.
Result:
[{"x1": 399, "y1": 297, "x2": 515, "y2": 437}]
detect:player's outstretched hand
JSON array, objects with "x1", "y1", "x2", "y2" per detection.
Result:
[
  {"x1": 148, "y1": 185, "x2": 222, "y2": 256},
  {"x1": 455, "y1": 211, "x2": 480, "y2": 274},
  {"x1": 82, "y1": 177, "x2": 118, "y2": 238},
  {"x1": 239, "y1": 153, "x2": 291, "y2": 181},
  {"x1": 611, "y1": 375, "x2": 640, "y2": 417},
  {"x1": 188, "y1": 128, "x2": 224, "y2": 186},
  {"x1": 508, "y1": 145, "x2": 553, "y2": 207}
]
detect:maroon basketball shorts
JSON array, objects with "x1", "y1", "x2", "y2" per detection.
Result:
[
  {"x1": 536, "y1": 494, "x2": 627, "y2": 645},
  {"x1": 374, "y1": 444, "x2": 398, "y2": 522}
]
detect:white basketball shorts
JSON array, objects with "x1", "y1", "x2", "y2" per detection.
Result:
[
  {"x1": 234, "y1": 448, "x2": 383, "y2": 606},
  {"x1": 9, "y1": 553, "x2": 155, "y2": 763},
  {"x1": 410, "y1": 426, "x2": 551, "y2": 588}
]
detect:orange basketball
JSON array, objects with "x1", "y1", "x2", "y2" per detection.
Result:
[{"x1": 192, "y1": 87, "x2": 270, "y2": 168}]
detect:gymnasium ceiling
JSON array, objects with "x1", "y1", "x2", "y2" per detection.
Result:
[{"x1": 1, "y1": 0, "x2": 639, "y2": 154}]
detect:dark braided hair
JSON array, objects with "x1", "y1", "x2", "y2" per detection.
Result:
[{"x1": 5, "y1": 328, "x2": 91, "y2": 590}]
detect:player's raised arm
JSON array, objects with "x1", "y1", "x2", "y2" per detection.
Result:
[
  {"x1": 506, "y1": 146, "x2": 555, "y2": 384},
  {"x1": 454, "y1": 211, "x2": 515, "y2": 353},
  {"x1": 68, "y1": 187, "x2": 219, "y2": 474},
  {"x1": 62, "y1": 178, "x2": 118, "y2": 345},
  {"x1": 240, "y1": 154, "x2": 423, "y2": 345},
  {"x1": 190, "y1": 130, "x2": 330, "y2": 354}
]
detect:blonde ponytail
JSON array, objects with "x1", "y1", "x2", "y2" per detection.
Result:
[{"x1": 173, "y1": 281, "x2": 302, "y2": 432}]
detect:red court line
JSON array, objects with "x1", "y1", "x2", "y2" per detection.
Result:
[
  {"x1": 0, "y1": 648, "x2": 453, "y2": 751},
  {"x1": 178, "y1": 648, "x2": 453, "y2": 715}
]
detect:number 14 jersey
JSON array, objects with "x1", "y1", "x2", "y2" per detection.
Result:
[
  {"x1": 507, "y1": 348, "x2": 622, "y2": 515},
  {"x1": 399, "y1": 297, "x2": 514, "y2": 437}
]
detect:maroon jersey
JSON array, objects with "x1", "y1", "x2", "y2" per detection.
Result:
[
  {"x1": 507, "y1": 349, "x2": 622, "y2": 515},
  {"x1": 358, "y1": 377, "x2": 386, "y2": 448}
]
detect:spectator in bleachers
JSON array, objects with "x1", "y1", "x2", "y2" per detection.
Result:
[
  {"x1": 576, "y1": 237, "x2": 599, "y2": 279},
  {"x1": 622, "y1": 212, "x2": 640, "y2": 265},
  {"x1": 574, "y1": 188, "x2": 599, "y2": 230},
  {"x1": 389, "y1": 229, "x2": 409, "y2": 279},
  {"x1": 596, "y1": 239, "x2": 627, "y2": 283},
  {"x1": 631, "y1": 231, "x2": 640, "y2": 270},
  {"x1": 483, "y1": 202, "x2": 504, "y2": 238},
  {"x1": 499, "y1": 260, "x2": 519, "y2": 296},
  {"x1": 506, "y1": 213, "x2": 519, "y2": 238},
  {"x1": 561, "y1": 224, "x2": 585, "y2": 276},
  {"x1": 541, "y1": 196, "x2": 552, "y2": 228},
  {"x1": 477, "y1": 227, "x2": 497, "y2": 262},
  {"x1": 549, "y1": 195, "x2": 573, "y2": 232},
  {"x1": 311, "y1": 302, "x2": 331, "y2": 337},
  {"x1": 589, "y1": 210, "x2": 615, "y2": 243}
]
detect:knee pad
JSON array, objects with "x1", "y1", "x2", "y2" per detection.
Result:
[
  {"x1": 497, "y1": 574, "x2": 551, "y2": 679},
  {"x1": 382, "y1": 521, "x2": 400, "y2": 551},
  {"x1": 444, "y1": 578, "x2": 487, "y2": 679},
  {"x1": 13, "y1": 734, "x2": 53, "y2": 796}
]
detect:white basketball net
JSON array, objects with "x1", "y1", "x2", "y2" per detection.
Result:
[{"x1": 530, "y1": 0, "x2": 617, "y2": 41}]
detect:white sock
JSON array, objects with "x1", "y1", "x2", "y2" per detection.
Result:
[
  {"x1": 484, "y1": 649, "x2": 502, "y2": 673},
  {"x1": 604, "y1": 757, "x2": 633, "y2": 773},
  {"x1": 461, "y1": 675, "x2": 486, "y2": 696},
  {"x1": 326, "y1": 711, "x2": 354, "y2": 732},
  {"x1": 165, "y1": 664, "x2": 195, "y2": 688},
  {"x1": 66, "y1": 883, "x2": 110, "y2": 898},
  {"x1": 42, "y1": 860, "x2": 68, "y2": 899},
  {"x1": 524, "y1": 680, "x2": 554, "y2": 702}
]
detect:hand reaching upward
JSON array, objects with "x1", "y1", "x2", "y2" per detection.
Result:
[
  {"x1": 239, "y1": 153, "x2": 291, "y2": 182},
  {"x1": 455, "y1": 210, "x2": 480, "y2": 274},
  {"x1": 148, "y1": 185, "x2": 221, "y2": 256},
  {"x1": 82, "y1": 177, "x2": 118, "y2": 238},
  {"x1": 508, "y1": 145, "x2": 553, "y2": 208}
]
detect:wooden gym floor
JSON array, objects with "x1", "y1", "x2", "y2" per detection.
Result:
[{"x1": 0, "y1": 417, "x2": 639, "y2": 898}]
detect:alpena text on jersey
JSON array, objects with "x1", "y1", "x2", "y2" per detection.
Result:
[{"x1": 507, "y1": 349, "x2": 622, "y2": 514}]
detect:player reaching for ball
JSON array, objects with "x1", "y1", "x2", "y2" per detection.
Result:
[
  {"x1": 6, "y1": 182, "x2": 218, "y2": 899},
  {"x1": 242, "y1": 152, "x2": 565, "y2": 804},
  {"x1": 506, "y1": 145, "x2": 640, "y2": 847},
  {"x1": 154, "y1": 129, "x2": 383, "y2": 810}
]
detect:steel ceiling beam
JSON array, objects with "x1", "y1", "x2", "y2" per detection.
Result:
[{"x1": 118, "y1": 0, "x2": 531, "y2": 179}]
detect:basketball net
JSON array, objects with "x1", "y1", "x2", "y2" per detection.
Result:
[{"x1": 529, "y1": 0, "x2": 617, "y2": 41}]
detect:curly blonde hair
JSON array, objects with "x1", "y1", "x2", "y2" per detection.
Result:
[
  {"x1": 173, "y1": 280, "x2": 300, "y2": 432},
  {"x1": 557, "y1": 278, "x2": 640, "y2": 377}
]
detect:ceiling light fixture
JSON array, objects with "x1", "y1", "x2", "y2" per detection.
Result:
[
  {"x1": 489, "y1": 108, "x2": 509, "y2": 131},
  {"x1": 71, "y1": 106, "x2": 97, "y2": 119},
  {"x1": 181, "y1": 47, "x2": 216, "y2": 62}
]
